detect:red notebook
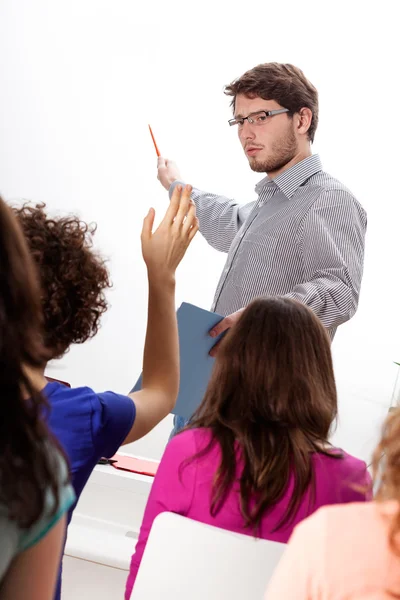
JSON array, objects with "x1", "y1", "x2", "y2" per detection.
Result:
[{"x1": 110, "y1": 454, "x2": 159, "y2": 477}]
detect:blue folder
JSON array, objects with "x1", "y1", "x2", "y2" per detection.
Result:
[{"x1": 131, "y1": 302, "x2": 224, "y2": 421}]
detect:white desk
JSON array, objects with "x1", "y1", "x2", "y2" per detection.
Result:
[{"x1": 62, "y1": 455, "x2": 155, "y2": 599}]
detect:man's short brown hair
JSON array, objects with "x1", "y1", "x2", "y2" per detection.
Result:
[
  {"x1": 14, "y1": 203, "x2": 111, "y2": 359},
  {"x1": 225, "y1": 62, "x2": 319, "y2": 142}
]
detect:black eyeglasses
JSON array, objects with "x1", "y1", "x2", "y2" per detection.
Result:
[{"x1": 228, "y1": 108, "x2": 290, "y2": 127}]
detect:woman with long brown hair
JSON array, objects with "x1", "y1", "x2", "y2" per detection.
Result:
[
  {"x1": 0, "y1": 195, "x2": 75, "y2": 599},
  {"x1": 126, "y1": 297, "x2": 371, "y2": 597},
  {"x1": 265, "y1": 406, "x2": 400, "y2": 598}
]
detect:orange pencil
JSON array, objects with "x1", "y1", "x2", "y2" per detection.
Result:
[{"x1": 148, "y1": 124, "x2": 161, "y2": 157}]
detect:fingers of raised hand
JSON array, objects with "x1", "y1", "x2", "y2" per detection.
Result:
[
  {"x1": 164, "y1": 184, "x2": 184, "y2": 223},
  {"x1": 173, "y1": 185, "x2": 193, "y2": 227},
  {"x1": 181, "y1": 201, "x2": 197, "y2": 235}
]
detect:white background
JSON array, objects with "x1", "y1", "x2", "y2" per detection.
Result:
[{"x1": 0, "y1": 0, "x2": 398, "y2": 461}]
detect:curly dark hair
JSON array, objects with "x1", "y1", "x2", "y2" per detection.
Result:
[{"x1": 14, "y1": 203, "x2": 112, "y2": 359}]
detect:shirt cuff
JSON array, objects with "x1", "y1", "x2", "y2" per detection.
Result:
[{"x1": 168, "y1": 180, "x2": 186, "y2": 199}]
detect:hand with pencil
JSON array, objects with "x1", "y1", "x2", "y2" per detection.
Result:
[
  {"x1": 157, "y1": 156, "x2": 182, "y2": 191},
  {"x1": 148, "y1": 124, "x2": 182, "y2": 191}
]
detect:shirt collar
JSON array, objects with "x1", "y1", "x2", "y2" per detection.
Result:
[{"x1": 255, "y1": 154, "x2": 323, "y2": 199}]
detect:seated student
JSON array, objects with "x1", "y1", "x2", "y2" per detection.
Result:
[
  {"x1": 125, "y1": 297, "x2": 372, "y2": 598},
  {"x1": 0, "y1": 196, "x2": 75, "y2": 600},
  {"x1": 265, "y1": 407, "x2": 400, "y2": 599},
  {"x1": 14, "y1": 184, "x2": 198, "y2": 600}
]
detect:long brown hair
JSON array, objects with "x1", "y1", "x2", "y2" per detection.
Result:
[
  {"x1": 373, "y1": 407, "x2": 400, "y2": 555},
  {"x1": 0, "y1": 196, "x2": 64, "y2": 528},
  {"x1": 187, "y1": 297, "x2": 339, "y2": 531},
  {"x1": 224, "y1": 62, "x2": 319, "y2": 142}
]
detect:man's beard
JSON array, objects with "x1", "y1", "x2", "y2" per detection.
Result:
[{"x1": 248, "y1": 125, "x2": 298, "y2": 174}]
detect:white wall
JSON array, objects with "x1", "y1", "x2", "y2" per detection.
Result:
[{"x1": 0, "y1": 0, "x2": 398, "y2": 463}]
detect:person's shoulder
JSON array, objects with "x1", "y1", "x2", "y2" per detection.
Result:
[
  {"x1": 43, "y1": 449, "x2": 75, "y2": 520},
  {"x1": 45, "y1": 381, "x2": 96, "y2": 402},
  {"x1": 17, "y1": 448, "x2": 75, "y2": 553},
  {"x1": 313, "y1": 170, "x2": 355, "y2": 196},
  {"x1": 46, "y1": 383, "x2": 134, "y2": 425},
  {"x1": 307, "y1": 501, "x2": 386, "y2": 544},
  {"x1": 297, "y1": 500, "x2": 375, "y2": 541},
  {"x1": 167, "y1": 428, "x2": 214, "y2": 457},
  {"x1": 317, "y1": 500, "x2": 375, "y2": 519},
  {"x1": 317, "y1": 450, "x2": 373, "y2": 502},
  {"x1": 45, "y1": 382, "x2": 99, "y2": 424},
  {"x1": 168, "y1": 428, "x2": 203, "y2": 450},
  {"x1": 334, "y1": 449, "x2": 369, "y2": 473},
  {"x1": 331, "y1": 447, "x2": 366, "y2": 463},
  {"x1": 313, "y1": 172, "x2": 366, "y2": 215},
  {"x1": 318, "y1": 448, "x2": 369, "y2": 478},
  {"x1": 291, "y1": 502, "x2": 396, "y2": 594},
  {"x1": 47, "y1": 383, "x2": 133, "y2": 409},
  {"x1": 322, "y1": 501, "x2": 398, "y2": 569}
]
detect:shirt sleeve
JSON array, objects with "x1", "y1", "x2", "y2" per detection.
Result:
[
  {"x1": 264, "y1": 509, "x2": 326, "y2": 599},
  {"x1": 18, "y1": 452, "x2": 76, "y2": 553},
  {"x1": 285, "y1": 189, "x2": 367, "y2": 331},
  {"x1": 90, "y1": 391, "x2": 136, "y2": 459},
  {"x1": 125, "y1": 431, "x2": 197, "y2": 598},
  {"x1": 169, "y1": 181, "x2": 254, "y2": 253}
]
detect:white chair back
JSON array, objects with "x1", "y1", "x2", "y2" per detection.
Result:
[{"x1": 130, "y1": 512, "x2": 285, "y2": 600}]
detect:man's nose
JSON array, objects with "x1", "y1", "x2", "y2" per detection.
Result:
[{"x1": 240, "y1": 120, "x2": 256, "y2": 141}]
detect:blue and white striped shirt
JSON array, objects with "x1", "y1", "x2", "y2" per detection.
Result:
[{"x1": 171, "y1": 155, "x2": 367, "y2": 338}]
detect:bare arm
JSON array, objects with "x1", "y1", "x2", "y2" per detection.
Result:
[
  {"x1": 0, "y1": 517, "x2": 66, "y2": 600},
  {"x1": 122, "y1": 184, "x2": 198, "y2": 444}
]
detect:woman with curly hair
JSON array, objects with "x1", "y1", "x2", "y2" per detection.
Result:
[
  {"x1": 265, "y1": 408, "x2": 400, "y2": 598},
  {"x1": 0, "y1": 195, "x2": 75, "y2": 599},
  {"x1": 14, "y1": 185, "x2": 198, "y2": 600}
]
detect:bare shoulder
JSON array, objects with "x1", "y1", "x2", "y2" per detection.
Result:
[{"x1": 303, "y1": 501, "x2": 391, "y2": 544}]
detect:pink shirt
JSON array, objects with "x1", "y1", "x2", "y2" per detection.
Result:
[
  {"x1": 125, "y1": 429, "x2": 372, "y2": 599},
  {"x1": 265, "y1": 501, "x2": 400, "y2": 599}
]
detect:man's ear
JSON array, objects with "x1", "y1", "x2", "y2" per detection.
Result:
[{"x1": 297, "y1": 107, "x2": 313, "y2": 136}]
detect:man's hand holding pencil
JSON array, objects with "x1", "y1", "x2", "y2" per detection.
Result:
[
  {"x1": 157, "y1": 156, "x2": 182, "y2": 191},
  {"x1": 148, "y1": 124, "x2": 182, "y2": 191}
]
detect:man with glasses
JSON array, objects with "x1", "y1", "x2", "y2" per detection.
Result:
[{"x1": 157, "y1": 62, "x2": 367, "y2": 436}]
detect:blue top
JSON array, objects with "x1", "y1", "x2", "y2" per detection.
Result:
[{"x1": 44, "y1": 381, "x2": 136, "y2": 599}]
